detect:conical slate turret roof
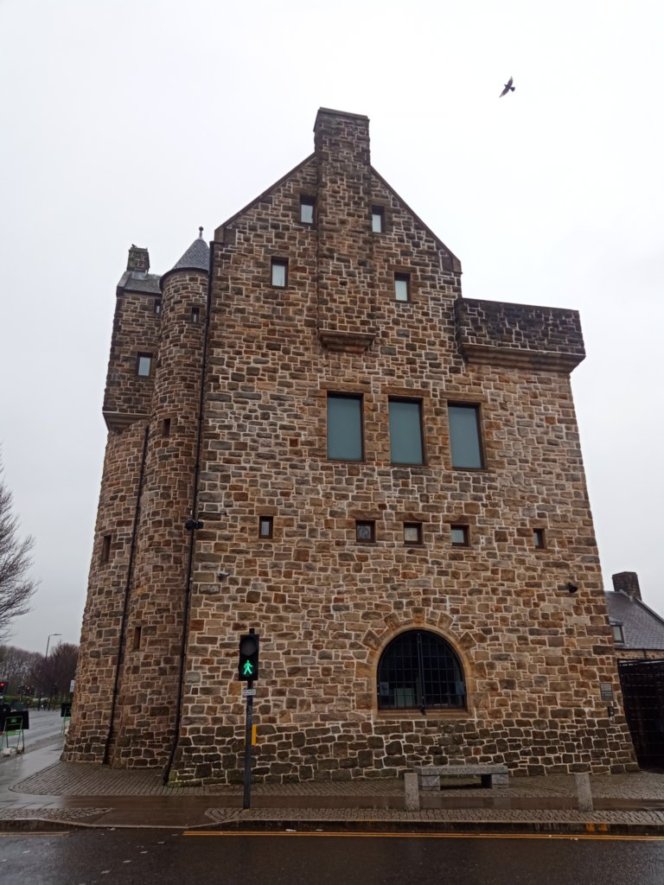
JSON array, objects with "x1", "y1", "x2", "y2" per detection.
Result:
[{"x1": 160, "y1": 228, "x2": 210, "y2": 289}]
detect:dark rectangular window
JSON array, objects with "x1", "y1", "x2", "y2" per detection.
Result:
[
  {"x1": 612, "y1": 624, "x2": 625, "y2": 643},
  {"x1": 191, "y1": 306, "x2": 200, "y2": 323},
  {"x1": 533, "y1": 528, "x2": 546, "y2": 549},
  {"x1": 154, "y1": 299, "x2": 162, "y2": 316},
  {"x1": 258, "y1": 516, "x2": 274, "y2": 539},
  {"x1": 133, "y1": 626, "x2": 142, "y2": 651},
  {"x1": 300, "y1": 196, "x2": 315, "y2": 224},
  {"x1": 356, "y1": 520, "x2": 375, "y2": 543},
  {"x1": 389, "y1": 398, "x2": 423, "y2": 464},
  {"x1": 403, "y1": 522, "x2": 422, "y2": 545},
  {"x1": 451, "y1": 525, "x2": 469, "y2": 547},
  {"x1": 371, "y1": 206, "x2": 384, "y2": 233},
  {"x1": 137, "y1": 353, "x2": 152, "y2": 377},
  {"x1": 327, "y1": 394, "x2": 363, "y2": 461},
  {"x1": 448, "y1": 404, "x2": 484, "y2": 468},
  {"x1": 271, "y1": 258, "x2": 288, "y2": 287},
  {"x1": 163, "y1": 418, "x2": 171, "y2": 437},
  {"x1": 101, "y1": 534, "x2": 111, "y2": 564},
  {"x1": 394, "y1": 272, "x2": 410, "y2": 302}
]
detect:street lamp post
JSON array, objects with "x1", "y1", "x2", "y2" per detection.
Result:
[{"x1": 45, "y1": 633, "x2": 61, "y2": 658}]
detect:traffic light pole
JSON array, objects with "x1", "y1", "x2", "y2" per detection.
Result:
[{"x1": 242, "y1": 679, "x2": 254, "y2": 809}]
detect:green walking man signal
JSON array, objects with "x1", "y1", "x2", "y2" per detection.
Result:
[{"x1": 238, "y1": 632, "x2": 259, "y2": 681}]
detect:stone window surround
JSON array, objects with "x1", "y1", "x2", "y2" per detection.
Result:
[
  {"x1": 100, "y1": 533, "x2": 112, "y2": 564},
  {"x1": 355, "y1": 519, "x2": 376, "y2": 544},
  {"x1": 533, "y1": 527, "x2": 546, "y2": 549},
  {"x1": 371, "y1": 204, "x2": 386, "y2": 233},
  {"x1": 371, "y1": 623, "x2": 473, "y2": 720},
  {"x1": 403, "y1": 522, "x2": 423, "y2": 546}
]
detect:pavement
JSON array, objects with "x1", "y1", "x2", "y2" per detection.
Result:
[{"x1": 1, "y1": 730, "x2": 664, "y2": 835}]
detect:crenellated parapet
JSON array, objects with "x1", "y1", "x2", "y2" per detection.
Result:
[{"x1": 455, "y1": 297, "x2": 586, "y2": 373}]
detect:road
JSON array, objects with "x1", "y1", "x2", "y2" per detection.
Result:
[
  {"x1": 0, "y1": 829, "x2": 662, "y2": 884},
  {"x1": 0, "y1": 710, "x2": 63, "y2": 758}
]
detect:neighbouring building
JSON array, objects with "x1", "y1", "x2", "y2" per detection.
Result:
[
  {"x1": 606, "y1": 572, "x2": 664, "y2": 769},
  {"x1": 65, "y1": 108, "x2": 636, "y2": 782}
]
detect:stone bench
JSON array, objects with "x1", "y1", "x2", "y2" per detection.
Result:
[{"x1": 404, "y1": 764, "x2": 509, "y2": 810}]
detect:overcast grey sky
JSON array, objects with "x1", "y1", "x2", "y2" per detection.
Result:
[{"x1": 1, "y1": 0, "x2": 662, "y2": 652}]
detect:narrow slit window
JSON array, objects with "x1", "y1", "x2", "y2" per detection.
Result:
[
  {"x1": 394, "y1": 272, "x2": 410, "y2": 302},
  {"x1": 133, "y1": 626, "x2": 142, "y2": 651},
  {"x1": 356, "y1": 520, "x2": 376, "y2": 543},
  {"x1": 101, "y1": 534, "x2": 112, "y2": 564},
  {"x1": 300, "y1": 196, "x2": 315, "y2": 224},
  {"x1": 451, "y1": 525, "x2": 469, "y2": 547},
  {"x1": 533, "y1": 528, "x2": 546, "y2": 549},
  {"x1": 258, "y1": 516, "x2": 274, "y2": 539},
  {"x1": 154, "y1": 299, "x2": 162, "y2": 316},
  {"x1": 271, "y1": 258, "x2": 288, "y2": 287},
  {"x1": 191, "y1": 306, "x2": 200, "y2": 323},
  {"x1": 371, "y1": 206, "x2": 384, "y2": 233},
  {"x1": 163, "y1": 418, "x2": 171, "y2": 437}
]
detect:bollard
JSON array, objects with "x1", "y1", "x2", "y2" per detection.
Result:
[
  {"x1": 574, "y1": 772, "x2": 594, "y2": 812},
  {"x1": 404, "y1": 772, "x2": 420, "y2": 811}
]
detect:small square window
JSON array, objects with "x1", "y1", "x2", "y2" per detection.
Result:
[
  {"x1": 300, "y1": 196, "x2": 315, "y2": 224},
  {"x1": 404, "y1": 523, "x2": 422, "y2": 545},
  {"x1": 258, "y1": 516, "x2": 274, "y2": 539},
  {"x1": 101, "y1": 534, "x2": 112, "y2": 564},
  {"x1": 191, "y1": 306, "x2": 200, "y2": 323},
  {"x1": 371, "y1": 206, "x2": 384, "y2": 233},
  {"x1": 451, "y1": 525, "x2": 469, "y2": 547},
  {"x1": 271, "y1": 258, "x2": 288, "y2": 287},
  {"x1": 356, "y1": 520, "x2": 376, "y2": 543},
  {"x1": 533, "y1": 528, "x2": 546, "y2": 549},
  {"x1": 612, "y1": 624, "x2": 625, "y2": 643},
  {"x1": 394, "y1": 272, "x2": 410, "y2": 302},
  {"x1": 137, "y1": 353, "x2": 152, "y2": 377}
]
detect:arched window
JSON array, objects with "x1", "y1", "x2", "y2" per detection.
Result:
[{"x1": 377, "y1": 630, "x2": 466, "y2": 711}]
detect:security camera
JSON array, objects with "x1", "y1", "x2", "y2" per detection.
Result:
[{"x1": 217, "y1": 571, "x2": 230, "y2": 581}]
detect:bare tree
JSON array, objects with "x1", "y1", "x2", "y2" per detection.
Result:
[
  {"x1": 0, "y1": 457, "x2": 37, "y2": 639},
  {"x1": 31, "y1": 643, "x2": 78, "y2": 700},
  {"x1": 0, "y1": 644, "x2": 41, "y2": 695}
]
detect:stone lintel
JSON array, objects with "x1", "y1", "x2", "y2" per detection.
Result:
[
  {"x1": 318, "y1": 330, "x2": 375, "y2": 353},
  {"x1": 103, "y1": 410, "x2": 149, "y2": 431}
]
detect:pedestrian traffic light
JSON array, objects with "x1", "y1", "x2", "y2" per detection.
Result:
[
  {"x1": 0, "y1": 680, "x2": 7, "y2": 694},
  {"x1": 238, "y1": 633, "x2": 259, "y2": 681}
]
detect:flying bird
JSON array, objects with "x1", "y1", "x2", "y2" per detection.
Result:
[{"x1": 499, "y1": 77, "x2": 515, "y2": 97}]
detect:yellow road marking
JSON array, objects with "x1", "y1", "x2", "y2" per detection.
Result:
[{"x1": 183, "y1": 830, "x2": 664, "y2": 842}]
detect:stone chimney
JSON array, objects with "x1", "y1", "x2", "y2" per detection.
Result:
[
  {"x1": 127, "y1": 244, "x2": 150, "y2": 273},
  {"x1": 612, "y1": 571, "x2": 642, "y2": 601}
]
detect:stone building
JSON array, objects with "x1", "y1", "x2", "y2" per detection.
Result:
[{"x1": 65, "y1": 108, "x2": 636, "y2": 782}]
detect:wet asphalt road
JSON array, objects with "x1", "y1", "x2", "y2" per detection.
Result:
[
  {"x1": 1, "y1": 830, "x2": 663, "y2": 885},
  {"x1": 0, "y1": 710, "x2": 63, "y2": 756}
]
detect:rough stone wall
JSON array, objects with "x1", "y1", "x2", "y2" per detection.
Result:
[
  {"x1": 169, "y1": 113, "x2": 635, "y2": 782},
  {"x1": 106, "y1": 269, "x2": 208, "y2": 767},
  {"x1": 103, "y1": 289, "x2": 160, "y2": 425},
  {"x1": 65, "y1": 419, "x2": 147, "y2": 762}
]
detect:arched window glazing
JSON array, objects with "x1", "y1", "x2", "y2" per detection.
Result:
[{"x1": 377, "y1": 630, "x2": 466, "y2": 711}]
